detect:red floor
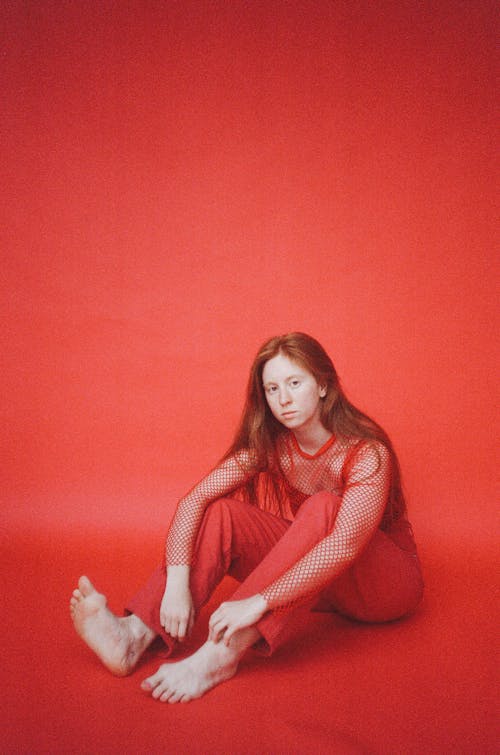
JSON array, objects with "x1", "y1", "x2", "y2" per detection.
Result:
[{"x1": 2, "y1": 515, "x2": 496, "y2": 754}]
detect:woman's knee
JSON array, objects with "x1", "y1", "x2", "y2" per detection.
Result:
[
  {"x1": 301, "y1": 490, "x2": 342, "y2": 508},
  {"x1": 202, "y1": 497, "x2": 238, "y2": 522},
  {"x1": 200, "y1": 497, "x2": 260, "y2": 537},
  {"x1": 294, "y1": 491, "x2": 342, "y2": 524},
  {"x1": 196, "y1": 498, "x2": 236, "y2": 544}
]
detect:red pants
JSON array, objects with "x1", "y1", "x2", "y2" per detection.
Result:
[{"x1": 126, "y1": 492, "x2": 424, "y2": 656}]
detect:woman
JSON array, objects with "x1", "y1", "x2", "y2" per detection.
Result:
[{"x1": 70, "y1": 333, "x2": 424, "y2": 703}]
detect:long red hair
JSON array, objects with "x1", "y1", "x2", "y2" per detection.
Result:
[{"x1": 223, "y1": 332, "x2": 406, "y2": 525}]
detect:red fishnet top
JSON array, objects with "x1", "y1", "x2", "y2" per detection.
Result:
[{"x1": 165, "y1": 433, "x2": 392, "y2": 610}]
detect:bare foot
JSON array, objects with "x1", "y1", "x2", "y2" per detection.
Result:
[
  {"x1": 141, "y1": 626, "x2": 259, "y2": 703},
  {"x1": 140, "y1": 640, "x2": 238, "y2": 702},
  {"x1": 70, "y1": 576, "x2": 155, "y2": 676}
]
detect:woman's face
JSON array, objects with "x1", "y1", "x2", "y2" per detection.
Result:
[{"x1": 262, "y1": 353, "x2": 326, "y2": 433}]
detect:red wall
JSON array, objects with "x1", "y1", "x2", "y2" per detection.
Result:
[{"x1": 2, "y1": 1, "x2": 497, "y2": 538}]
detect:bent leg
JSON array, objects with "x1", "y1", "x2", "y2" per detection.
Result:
[
  {"x1": 321, "y1": 525, "x2": 424, "y2": 623},
  {"x1": 125, "y1": 497, "x2": 291, "y2": 655},
  {"x1": 229, "y1": 498, "x2": 423, "y2": 654},
  {"x1": 251, "y1": 537, "x2": 424, "y2": 656},
  {"x1": 138, "y1": 492, "x2": 343, "y2": 703},
  {"x1": 128, "y1": 492, "x2": 421, "y2": 660},
  {"x1": 230, "y1": 490, "x2": 343, "y2": 654},
  {"x1": 230, "y1": 490, "x2": 341, "y2": 600}
]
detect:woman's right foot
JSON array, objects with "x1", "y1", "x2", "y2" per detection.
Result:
[
  {"x1": 141, "y1": 625, "x2": 260, "y2": 703},
  {"x1": 69, "y1": 576, "x2": 155, "y2": 676},
  {"x1": 141, "y1": 639, "x2": 240, "y2": 703}
]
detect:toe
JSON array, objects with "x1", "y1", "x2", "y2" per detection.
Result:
[
  {"x1": 167, "y1": 691, "x2": 183, "y2": 704},
  {"x1": 78, "y1": 576, "x2": 94, "y2": 596},
  {"x1": 152, "y1": 684, "x2": 167, "y2": 700},
  {"x1": 141, "y1": 674, "x2": 161, "y2": 694},
  {"x1": 141, "y1": 665, "x2": 167, "y2": 691}
]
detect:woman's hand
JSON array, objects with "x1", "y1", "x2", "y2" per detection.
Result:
[
  {"x1": 208, "y1": 594, "x2": 269, "y2": 646},
  {"x1": 160, "y1": 566, "x2": 195, "y2": 642}
]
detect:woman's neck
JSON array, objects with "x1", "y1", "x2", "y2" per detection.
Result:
[{"x1": 292, "y1": 423, "x2": 333, "y2": 456}]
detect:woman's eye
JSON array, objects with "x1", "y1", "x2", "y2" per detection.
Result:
[
  {"x1": 290, "y1": 380, "x2": 300, "y2": 388},
  {"x1": 267, "y1": 386, "x2": 277, "y2": 393}
]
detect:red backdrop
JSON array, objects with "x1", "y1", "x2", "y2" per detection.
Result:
[{"x1": 2, "y1": 0, "x2": 497, "y2": 543}]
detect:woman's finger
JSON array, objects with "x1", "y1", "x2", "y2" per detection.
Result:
[
  {"x1": 208, "y1": 615, "x2": 222, "y2": 636},
  {"x1": 209, "y1": 619, "x2": 221, "y2": 641},
  {"x1": 209, "y1": 610, "x2": 221, "y2": 629},
  {"x1": 223, "y1": 618, "x2": 242, "y2": 646},
  {"x1": 211, "y1": 602, "x2": 228, "y2": 621},
  {"x1": 210, "y1": 618, "x2": 227, "y2": 643},
  {"x1": 177, "y1": 618, "x2": 187, "y2": 641}
]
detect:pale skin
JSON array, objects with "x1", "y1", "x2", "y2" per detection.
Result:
[{"x1": 70, "y1": 353, "x2": 331, "y2": 702}]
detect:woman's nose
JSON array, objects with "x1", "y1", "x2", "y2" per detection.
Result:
[{"x1": 279, "y1": 388, "x2": 291, "y2": 405}]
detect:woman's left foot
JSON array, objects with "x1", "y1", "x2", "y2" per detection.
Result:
[
  {"x1": 69, "y1": 576, "x2": 155, "y2": 676},
  {"x1": 141, "y1": 639, "x2": 239, "y2": 702}
]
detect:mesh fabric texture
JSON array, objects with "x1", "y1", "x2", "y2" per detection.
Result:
[{"x1": 166, "y1": 434, "x2": 393, "y2": 610}]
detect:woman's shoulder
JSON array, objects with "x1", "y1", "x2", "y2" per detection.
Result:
[{"x1": 338, "y1": 435, "x2": 391, "y2": 469}]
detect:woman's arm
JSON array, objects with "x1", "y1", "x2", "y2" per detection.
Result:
[
  {"x1": 165, "y1": 449, "x2": 258, "y2": 566},
  {"x1": 160, "y1": 449, "x2": 258, "y2": 641},
  {"x1": 260, "y1": 442, "x2": 391, "y2": 610},
  {"x1": 160, "y1": 564, "x2": 195, "y2": 642}
]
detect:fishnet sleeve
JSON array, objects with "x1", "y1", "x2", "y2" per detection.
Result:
[
  {"x1": 166, "y1": 450, "x2": 258, "y2": 565},
  {"x1": 260, "y1": 442, "x2": 391, "y2": 611}
]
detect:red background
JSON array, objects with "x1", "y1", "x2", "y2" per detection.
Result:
[{"x1": 2, "y1": 1, "x2": 498, "y2": 753}]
